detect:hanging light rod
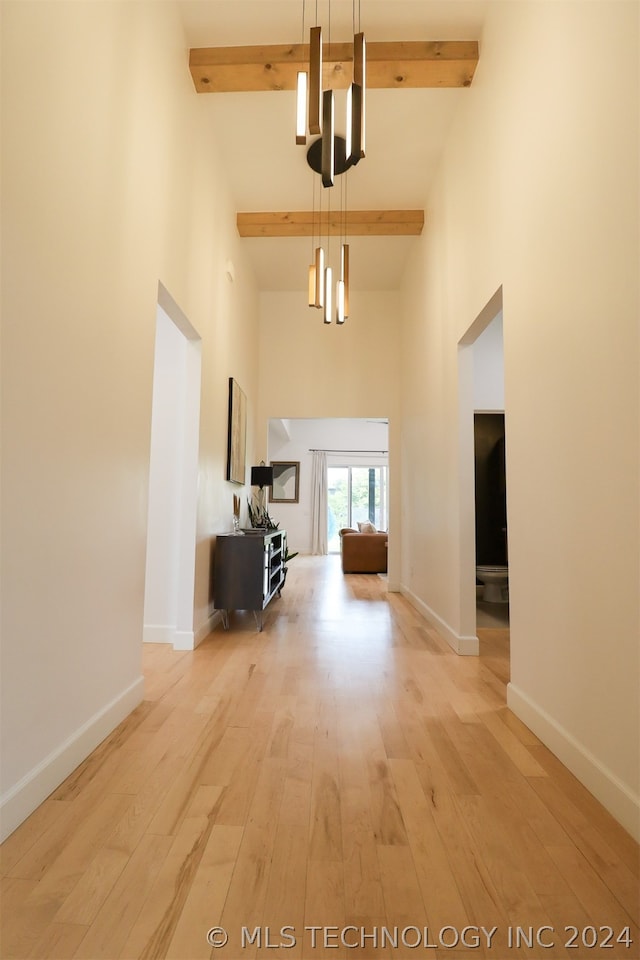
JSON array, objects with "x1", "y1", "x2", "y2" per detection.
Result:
[
  {"x1": 189, "y1": 40, "x2": 478, "y2": 92},
  {"x1": 308, "y1": 26, "x2": 323, "y2": 135},
  {"x1": 237, "y1": 210, "x2": 424, "y2": 238},
  {"x1": 348, "y1": 32, "x2": 366, "y2": 162}
]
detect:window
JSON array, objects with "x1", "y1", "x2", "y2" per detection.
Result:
[{"x1": 327, "y1": 465, "x2": 388, "y2": 552}]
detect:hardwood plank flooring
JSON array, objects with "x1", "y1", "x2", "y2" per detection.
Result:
[{"x1": 1, "y1": 556, "x2": 638, "y2": 959}]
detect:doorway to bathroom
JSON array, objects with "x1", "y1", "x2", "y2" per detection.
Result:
[
  {"x1": 458, "y1": 286, "x2": 510, "y2": 637},
  {"x1": 474, "y1": 411, "x2": 509, "y2": 628}
]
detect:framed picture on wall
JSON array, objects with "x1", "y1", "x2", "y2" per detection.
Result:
[
  {"x1": 226, "y1": 377, "x2": 247, "y2": 485},
  {"x1": 270, "y1": 461, "x2": 300, "y2": 503}
]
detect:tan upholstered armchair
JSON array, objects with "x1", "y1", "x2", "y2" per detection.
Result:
[{"x1": 339, "y1": 527, "x2": 388, "y2": 573}]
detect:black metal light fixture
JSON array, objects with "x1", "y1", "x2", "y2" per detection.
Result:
[
  {"x1": 295, "y1": 0, "x2": 365, "y2": 325},
  {"x1": 321, "y1": 89, "x2": 335, "y2": 188},
  {"x1": 308, "y1": 24, "x2": 323, "y2": 136},
  {"x1": 351, "y1": 32, "x2": 366, "y2": 162}
]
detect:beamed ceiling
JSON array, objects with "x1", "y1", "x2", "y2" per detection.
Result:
[
  {"x1": 179, "y1": 1, "x2": 487, "y2": 291},
  {"x1": 189, "y1": 41, "x2": 478, "y2": 92}
]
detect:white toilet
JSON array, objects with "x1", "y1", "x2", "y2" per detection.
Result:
[{"x1": 476, "y1": 565, "x2": 509, "y2": 603}]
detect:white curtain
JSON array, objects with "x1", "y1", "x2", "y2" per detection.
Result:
[{"x1": 310, "y1": 450, "x2": 328, "y2": 555}]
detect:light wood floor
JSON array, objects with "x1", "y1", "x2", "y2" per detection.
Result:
[{"x1": 2, "y1": 556, "x2": 638, "y2": 959}]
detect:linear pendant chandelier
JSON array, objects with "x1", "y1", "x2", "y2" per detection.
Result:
[{"x1": 296, "y1": 1, "x2": 365, "y2": 325}]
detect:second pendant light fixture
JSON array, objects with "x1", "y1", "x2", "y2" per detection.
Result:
[{"x1": 296, "y1": 2, "x2": 366, "y2": 325}]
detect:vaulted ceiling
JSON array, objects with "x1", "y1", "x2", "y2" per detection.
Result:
[{"x1": 178, "y1": 1, "x2": 488, "y2": 291}]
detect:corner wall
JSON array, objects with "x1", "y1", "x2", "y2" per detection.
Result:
[
  {"x1": 0, "y1": 1, "x2": 260, "y2": 838},
  {"x1": 400, "y1": 1, "x2": 639, "y2": 836}
]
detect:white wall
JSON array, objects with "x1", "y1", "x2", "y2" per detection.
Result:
[
  {"x1": 257, "y1": 290, "x2": 402, "y2": 583},
  {"x1": 400, "y1": 1, "x2": 639, "y2": 837},
  {"x1": 266, "y1": 418, "x2": 389, "y2": 554},
  {"x1": 473, "y1": 311, "x2": 504, "y2": 411},
  {"x1": 0, "y1": 0, "x2": 260, "y2": 838},
  {"x1": 144, "y1": 307, "x2": 186, "y2": 642},
  {"x1": 143, "y1": 302, "x2": 202, "y2": 650}
]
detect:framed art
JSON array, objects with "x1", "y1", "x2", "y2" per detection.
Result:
[
  {"x1": 226, "y1": 377, "x2": 247, "y2": 485},
  {"x1": 270, "y1": 461, "x2": 300, "y2": 503}
]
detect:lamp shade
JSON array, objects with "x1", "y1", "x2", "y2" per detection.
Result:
[{"x1": 251, "y1": 465, "x2": 274, "y2": 488}]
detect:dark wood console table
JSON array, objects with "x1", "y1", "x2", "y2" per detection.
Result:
[{"x1": 213, "y1": 529, "x2": 286, "y2": 631}]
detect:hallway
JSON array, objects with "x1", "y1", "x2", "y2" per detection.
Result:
[{"x1": 1, "y1": 556, "x2": 638, "y2": 959}]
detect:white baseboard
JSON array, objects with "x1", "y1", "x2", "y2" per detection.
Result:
[
  {"x1": 194, "y1": 610, "x2": 223, "y2": 648},
  {"x1": 144, "y1": 624, "x2": 194, "y2": 650},
  {"x1": 400, "y1": 585, "x2": 479, "y2": 655},
  {"x1": 145, "y1": 615, "x2": 221, "y2": 650},
  {"x1": 508, "y1": 682, "x2": 640, "y2": 842},
  {"x1": 0, "y1": 676, "x2": 144, "y2": 842},
  {"x1": 143, "y1": 624, "x2": 175, "y2": 645},
  {"x1": 173, "y1": 629, "x2": 195, "y2": 651}
]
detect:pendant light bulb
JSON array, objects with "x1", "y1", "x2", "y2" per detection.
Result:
[
  {"x1": 296, "y1": 71, "x2": 308, "y2": 144},
  {"x1": 336, "y1": 279, "x2": 345, "y2": 324},
  {"x1": 314, "y1": 247, "x2": 325, "y2": 308},
  {"x1": 341, "y1": 243, "x2": 350, "y2": 318},
  {"x1": 308, "y1": 263, "x2": 316, "y2": 307},
  {"x1": 323, "y1": 266, "x2": 333, "y2": 324}
]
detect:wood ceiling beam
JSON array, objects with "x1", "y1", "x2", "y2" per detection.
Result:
[
  {"x1": 190, "y1": 41, "x2": 478, "y2": 93},
  {"x1": 237, "y1": 210, "x2": 424, "y2": 238}
]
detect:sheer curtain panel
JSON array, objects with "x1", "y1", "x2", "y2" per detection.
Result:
[{"x1": 310, "y1": 450, "x2": 328, "y2": 555}]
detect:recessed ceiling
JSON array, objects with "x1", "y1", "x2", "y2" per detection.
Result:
[{"x1": 178, "y1": 1, "x2": 488, "y2": 292}]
